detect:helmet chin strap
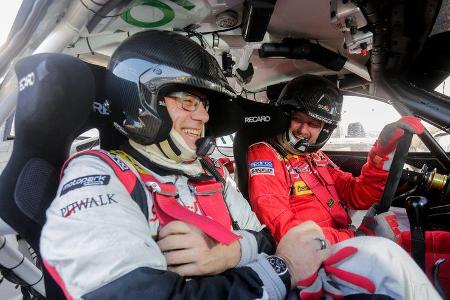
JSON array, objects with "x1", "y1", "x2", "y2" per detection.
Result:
[
  {"x1": 160, "y1": 128, "x2": 215, "y2": 162},
  {"x1": 158, "y1": 129, "x2": 197, "y2": 163},
  {"x1": 288, "y1": 130, "x2": 310, "y2": 153}
]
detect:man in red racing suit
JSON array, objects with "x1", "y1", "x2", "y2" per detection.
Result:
[
  {"x1": 248, "y1": 75, "x2": 450, "y2": 297},
  {"x1": 247, "y1": 75, "x2": 418, "y2": 244}
]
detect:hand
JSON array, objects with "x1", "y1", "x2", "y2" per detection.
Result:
[
  {"x1": 275, "y1": 221, "x2": 331, "y2": 286},
  {"x1": 370, "y1": 116, "x2": 424, "y2": 170},
  {"x1": 356, "y1": 204, "x2": 402, "y2": 244},
  {"x1": 157, "y1": 221, "x2": 241, "y2": 276},
  {"x1": 297, "y1": 246, "x2": 376, "y2": 299}
]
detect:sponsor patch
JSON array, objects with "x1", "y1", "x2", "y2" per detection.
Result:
[
  {"x1": 293, "y1": 180, "x2": 313, "y2": 196},
  {"x1": 60, "y1": 193, "x2": 117, "y2": 217},
  {"x1": 99, "y1": 150, "x2": 129, "y2": 171},
  {"x1": 249, "y1": 160, "x2": 274, "y2": 176},
  {"x1": 60, "y1": 175, "x2": 110, "y2": 196}
]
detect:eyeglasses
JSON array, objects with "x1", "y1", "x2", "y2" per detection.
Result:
[{"x1": 166, "y1": 91, "x2": 209, "y2": 112}]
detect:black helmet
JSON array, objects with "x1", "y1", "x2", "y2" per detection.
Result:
[
  {"x1": 275, "y1": 74, "x2": 342, "y2": 153},
  {"x1": 105, "y1": 30, "x2": 237, "y2": 155}
]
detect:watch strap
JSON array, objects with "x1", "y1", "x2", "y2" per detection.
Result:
[{"x1": 266, "y1": 255, "x2": 292, "y2": 292}]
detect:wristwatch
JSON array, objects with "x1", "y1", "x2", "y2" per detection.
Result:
[{"x1": 266, "y1": 255, "x2": 292, "y2": 292}]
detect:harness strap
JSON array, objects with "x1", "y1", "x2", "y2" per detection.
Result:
[
  {"x1": 191, "y1": 181, "x2": 232, "y2": 229},
  {"x1": 140, "y1": 172, "x2": 240, "y2": 245},
  {"x1": 313, "y1": 165, "x2": 340, "y2": 202},
  {"x1": 299, "y1": 166, "x2": 350, "y2": 227},
  {"x1": 113, "y1": 151, "x2": 240, "y2": 245},
  {"x1": 198, "y1": 157, "x2": 241, "y2": 230},
  {"x1": 270, "y1": 142, "x2": 350, "y2": 227},
  {"x1": 155, "y1": 192, "x2": 239, "y2": 245},
  {"x1": 310, "y1": 152, "x2": 340, "y2": 201}
]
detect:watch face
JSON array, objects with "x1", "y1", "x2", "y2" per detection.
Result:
[{"x1": 267, "y1": 256, "x2": 288, "y2": 275}]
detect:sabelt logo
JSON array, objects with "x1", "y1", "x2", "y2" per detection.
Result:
[
  {"x1": 245, "y1": 115, "x2": 271, "y2": 123},
  {"x1": 318, "y1": 103, "x2": 330, "y2": 112},
  {"x1": 317, "y1": 94, "x2": 336, "y2": 114},
  {"x1": 99, "y1": 150, "x2": 129, "y2": 171}
]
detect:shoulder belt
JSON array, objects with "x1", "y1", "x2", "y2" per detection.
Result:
[
  {"x1": 289, "y1": 154, "x2": 350, "y2": 228},
  {"x1": 310, "y1": 152, "x2": 340, "y2": 200}
]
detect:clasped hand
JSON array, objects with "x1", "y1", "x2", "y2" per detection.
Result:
[
  {"x1": 276, "y1": 221, "x2": 332, "y2": 286},
  {"x1": 157, "y1": 221, "x2": 241, "y2": 276}
]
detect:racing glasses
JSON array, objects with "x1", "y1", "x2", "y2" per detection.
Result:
[{"x1": 166, "y1": 91, "x2": 209, "y2": 112}]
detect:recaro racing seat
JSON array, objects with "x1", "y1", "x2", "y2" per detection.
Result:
[
  {"x1": 0, "y1": 53, "x2": 123, "y2": 299},
  {"x1": 233, "y1": 98, "x2": 289, "y2": 200}
]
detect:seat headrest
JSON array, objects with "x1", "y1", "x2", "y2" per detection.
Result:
[
  {"x1": 14, "y1": 53, "x2": 96, "y2": 163},
  {"x1": 235, "y1": 97, "x2": 289, "y2": 142},
  {"x1": 233, "y1": 97, "x2": 289, "y2": 199}
]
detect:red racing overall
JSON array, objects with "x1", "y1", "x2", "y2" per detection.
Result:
[{"x1": 247, "y1": 141, "x2": 389, "y2": 244}]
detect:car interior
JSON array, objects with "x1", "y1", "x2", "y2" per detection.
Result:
[{"x1": 0, "y1": 0, "x2": 448, "y2": 299}]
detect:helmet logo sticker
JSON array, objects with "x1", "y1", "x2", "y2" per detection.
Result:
[{"x1": 317, "y1": 94, "x2": 336, "y2": 114}]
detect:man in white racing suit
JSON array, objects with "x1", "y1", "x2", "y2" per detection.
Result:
[{"x1": 40, "y1": 30, "x2": 440, "y2": 300}]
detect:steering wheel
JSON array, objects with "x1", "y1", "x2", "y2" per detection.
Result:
[{"x1": 375, "y1": 131, "x2": 414, "y2": 214}]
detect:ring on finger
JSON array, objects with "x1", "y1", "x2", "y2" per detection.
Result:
[{"x1": 314, "y1": 238, "x2": 327, "y2": 250}]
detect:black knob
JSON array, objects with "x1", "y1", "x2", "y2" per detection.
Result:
[
  {"x1": 405, "y1": 196, "x2": 428, "y2": 270},
  {"x1": 405, "y1": 196, "x2": 428, "y2": 228}
]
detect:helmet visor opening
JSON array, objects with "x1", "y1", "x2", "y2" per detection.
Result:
[{"x1": 139, "y1": 64, "x2": 234, "y2": 113}]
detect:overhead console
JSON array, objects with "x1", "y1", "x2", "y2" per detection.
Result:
[{"x1": 330, "y1": 0, "x2": 373, "y2": 56}]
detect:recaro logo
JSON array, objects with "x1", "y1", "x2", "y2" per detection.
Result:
[
  {"x1": 245, "y1": 116, "x2": 271, "y2": 123},
  {"x1": 93, "y1": 101, "x2": 110, "y2": 115},
  {"x1": 19, "y1": 72, "x2": 35, "y2": 91}
]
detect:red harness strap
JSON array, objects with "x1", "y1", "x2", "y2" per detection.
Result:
[
  {"x1": 299, "y1": 171, "x2": 350, "y2": 227},
  {"x1": 139, "y1": 172, "x2": 240, "y2": 245},
  {"x1": 189, "y1": 180, "x2": 232, "y2": 229},
  {"x1": 310, "y1": 153, "x2": 340, "y2": 201},
  {"x1": 288, "y1": 155, "x2": 350, "y2": 228},
  {"x1": 62, "y1": 150, "x2": 240, "y2": 244},
  {"x1": 61, "y1": 149, "x2": 241, "y2": 245},
  {"x1": 401, "y1": 230, "x2": 450, "y2": 299}
]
